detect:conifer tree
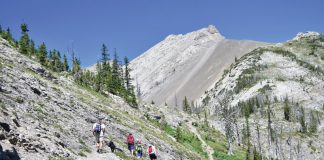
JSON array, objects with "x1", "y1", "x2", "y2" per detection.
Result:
[
  {"x1": 284, "y1": 96, "x2": 291, "y2": 121},
  {"x1": 183, "y1": 96, "x2": 190, "y2": 113},
  {"x1": 72, "y1": 57, "x2": 81, "y2": 74},
  {"x1": 63, "y1": 54, "x2": 69, "y2": 71},
  {"x1": 101, "y1": 44, "x2": 109, "y2": 69},
  {"x1": 19, "y1": 23, "x2": 30, "y2": 55},
  {"x1": 245, "y1": 115, "x2": 251, "y2": 160},
  {"x1": 38, "y1": 42, "x2": 47, "y2": 65},
  {"x1": 111, "y1": 49, "x2": 121, "y2": 94},
  {"x1": 176, "y1": 126, "x2": 182, "y2": 142},
  {"x1": 309, "y1": 110, "x2": 318, "y2": 133},
  {"x1": 124, "y1": 56, "x2": 131, "y2": 91},
  {"x1": 95, "y1": 61, "x2": 102, "y2": 91},
  {"x1": 2, "y1": 28, "x2": 14, "y2": 44},
  {"x1": 71, "y1": 50, "x2": 81, "y2": 74},
  {"x1": 299, "y1": 106, "x2": 307, "y2": 133},
  {"x1": 29, "y1": 39, "x2": 36, "y2": 56}
]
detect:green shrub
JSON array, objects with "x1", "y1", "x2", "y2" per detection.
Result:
[{"x1": 15, "y1": 97, "x2": 24, "y2": 104}]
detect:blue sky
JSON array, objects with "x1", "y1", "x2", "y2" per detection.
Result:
[{"x1": 1, "y1": 0, "x2": 323, "y2": 67}]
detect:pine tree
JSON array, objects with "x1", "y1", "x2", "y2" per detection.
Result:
[
  {"x1": 95, "y1": 61, "x2": 102, "y2": 91},
  {"x1": 63, "y1": 54, "x2": 69, "y2": 71},
  {"x1": 101, "y1": 44, "x2": 109, "y2": 68},
  {"x1": 38, "y1": 42, "x2": 47, "y2": 65},
  {"x1": 29, "y1": 39, "x2": 36, "y2": 56},
  {"x1": 176, "y1": 126, "x2": 182, "y2": 142},
  {"x1": 2, "y1": 28, "x2": 14, "y2": 44},
  {"x1": 299, "y1": 106, "x2": 307, "y2": 133},
  {"x1": 182, "y1": 96, "x2": 190, "y2": 113},
  {"x1": 100, "y1": 44, "x2": 113, "y2": 92},
  {"x1": 191, "y1": 101, "x2": 195, "y2": 113},
  {"x1": 111, "y1": 49, "x2": 121, "y2": 94},
  {"x1": 19, "y1": 23, "x2": 30, "y2": 55},
  {"x1": 309, "y1": 110, "x2": 318, "y2": 134},
  {"x1": 124, "y1": 56, "x2": 131, "y2": 91},
  {"x1": 71, "y1": 50, "x2": 81, "y2": 74},
  {"x1": 284, "y1": 96, "x2": 291, "y2": 121},
  {"x1": 53, "y1": 50, "x2": 63, "y2": 72},
  {"x1": 253, "y1": 146, "x2": 262, "y2": 160},
  {"x1": 245, "y1": 116, "x2": 251, "y2": 160},
  {"x1": 72, "y1": 57, "x2": 81, "y2": 74}
]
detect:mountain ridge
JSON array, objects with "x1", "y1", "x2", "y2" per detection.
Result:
[{"x1": 129, "y1": 25, "x2": 268, "y2": 106}]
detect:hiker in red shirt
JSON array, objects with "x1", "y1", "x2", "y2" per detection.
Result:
[
  {"x1": 147, "y1": 144, "x2": 157, "y2": 160},
  {"x1": 127, "y1": 133, "x2": 135, "y2": 156}
]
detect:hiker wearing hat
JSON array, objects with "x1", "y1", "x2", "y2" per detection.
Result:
[{"x1": 92, "y1": 117, "x2": 106, "y2": 153}]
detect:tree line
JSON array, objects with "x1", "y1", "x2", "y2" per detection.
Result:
[{"x1": 0, "y1": 23, "x2": 137, "y2": 107}]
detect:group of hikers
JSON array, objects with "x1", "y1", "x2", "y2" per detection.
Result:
[{"x1": 92, "y1": 118, "x2": 158, "y2": 160}]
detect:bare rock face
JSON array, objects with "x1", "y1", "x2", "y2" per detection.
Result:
[
  {"x1": 292, "y1": 31, "x2": 320, "y2": 41},
  {"x1": 130, "y1": 25, "x2": 267, "y2": 106},
  {"x1": 207, "y1": 25, "x2": 218, "y2": 34}
]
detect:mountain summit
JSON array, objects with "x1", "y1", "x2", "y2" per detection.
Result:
[{"x1": 130, "y1": 25, "x2": 267, "y2": 106}]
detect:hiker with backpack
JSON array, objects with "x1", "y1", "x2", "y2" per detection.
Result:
[
  {"x1": 92, "y1": 118, "x2": 106, "y2": 153},
  {"x1": 147, "y1": 144, "x2": 157, "y2": 160},
  {"x1": 126, "y1": 133, "x2": 135, "y2": 156},
  {"x1": 135, "y1": 139, "x2": 143, "y2": 158}
]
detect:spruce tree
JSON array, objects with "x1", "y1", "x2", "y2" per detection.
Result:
[
  {"x1": 53, "y1": 50, "x2": 63, "y2": 72},
  {"x1": 111, "y1": 49, "x2": 121, "y2": 94},
  {"x1": 38, "y1": 42, "x2": 47, "y2": 65},
  {"x1": 309, "y1": 110, "x2": 318, "y2": 134},
  {"x1": 101, "y1": 44, "x2": 108, "y2": 68},
  {"x1": 72, "y1": 57, "x2": 81, "y2": 74},
  {"x1": 2, "y1": 28, "x2": 14, "y2": 43},
  {"x1": 124, "y1": 56, "x2": 131, "y2": 91},
  {"x1": 299, "y1": 106, "x2": 307, "y2": 133},
  {"x1": 245, "y1": 116, "x2": 251, "y2": 160},
  {"x1": 183, "y1": 96, "x2": 190, "y2": 113},
  {"x1": 29, "y1": 39, "x2": 36, "y2": 56},
  {"x1": 71, "y1": 51, "x2": 81, "y2": 74},
  {"x1": 176, "y1": 126, "x2": 182, "y2": 142},
  {"x1": 284, "y1": 96, "x2": 291, "y2": 121},
  {"x1": 95, "y1": 61, "x2": 102, "y2": 91},
  {"x1": 63, "y1": 54, "x2": 69, "y2": 71},
  {"x1": 19, "y1": 23, "x2": 30, "y2": 55}
]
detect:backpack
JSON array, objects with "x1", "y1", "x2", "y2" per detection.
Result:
[
  {"x1": 127, "y1": 135, "x2": 134, "y2": 144},
  {"x1": 136, "y1": 144, "x2": 143, "y2": 152},
  {"x1": 95, "y1": 123, "x2": 101, "y2": 133},
  {"x1": 148, "y1": 146, "x2": 153, "y2": 154}
]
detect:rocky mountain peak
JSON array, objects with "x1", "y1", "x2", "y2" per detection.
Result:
[
  {"x1": 292, "y1": 31, "x2": 320, "y2": 41},
  {"x1": 206, "y1": 25, "x2": 219, "y2": 34}
]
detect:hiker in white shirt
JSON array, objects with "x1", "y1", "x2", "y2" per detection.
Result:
[
  {"x1": 92, "y1": 118, "x2": 106, "y2": 153},
  {"x1": 147, "y1": 144, "x2": 157, "y2": 160}
]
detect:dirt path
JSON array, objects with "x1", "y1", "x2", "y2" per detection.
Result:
[
  {"x1": 186, "y1": 121, "x2": 214, "y2": 160},
  {"x1": 78, "y1": 146, "x2": 121, "y2": 160}
]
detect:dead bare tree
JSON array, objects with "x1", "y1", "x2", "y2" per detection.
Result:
[{"x1": 218, "y1": 92, "x2": 238, "y2": 155}]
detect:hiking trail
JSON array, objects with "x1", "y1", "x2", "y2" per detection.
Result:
[
  {"x1": 186, "y1": 121, "x2": 214, "y2": 160},
  {"x1": 79, "y1": 145, "x2": 121, "y2": 160}
]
